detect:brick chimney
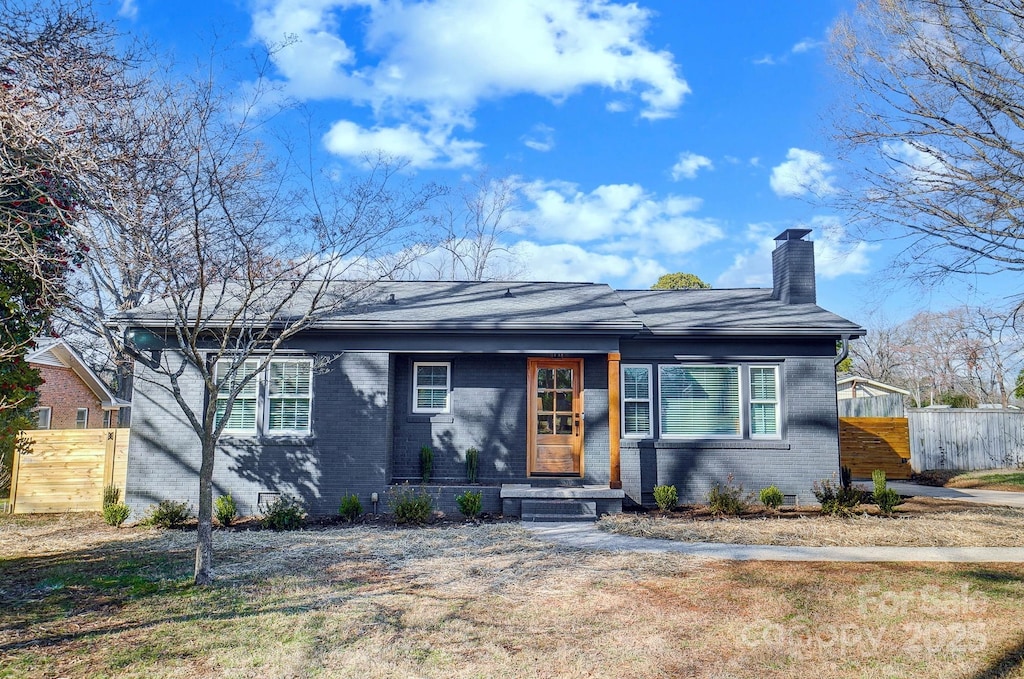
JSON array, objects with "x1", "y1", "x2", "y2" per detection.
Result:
[{"x1": 771, "y1": 228, "x2": 816, "y2": 304}]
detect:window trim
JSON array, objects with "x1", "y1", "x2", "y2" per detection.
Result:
[
  {"x1": 748, "y1": 365, "x2": 781, "y2": 439},
  {"x1": 75, "y1": 408, "x2": 89, "y2": 429},
  {"x1": 264, "y1": 358, "x2": 314, "y2": 435},
  {"x1": 412, "y1": 361, "x2": 451, "y2": 414},
  {"x1": 35, "y1": 406, "x2": 51, "y2": 430},
  {"x1": 658, "y1": 364, "x2": 743, "y2": 440},
  {"x1": 620, "y1": 364, "x2": 652, "y2": 438}
]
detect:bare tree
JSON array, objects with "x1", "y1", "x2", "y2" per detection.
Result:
[
  {"x1": 95, "y1": 61, "x2": 441, "y2": 584},
  {"x1": 0, "y1": 0, "x2": 140, "y2": 412},
  {"x1": 421, "y1": 173, "x2": 522, "y2": 281},
  {"x1": 831, "y1": 0, "x2": 1024, "y2": 296}
]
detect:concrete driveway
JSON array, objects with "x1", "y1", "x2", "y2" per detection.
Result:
[{"x1": 887, "y1": 481, "x2": 1024, "y2": 508}]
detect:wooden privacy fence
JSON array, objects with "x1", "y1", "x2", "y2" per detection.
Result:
[
  {"x1": 9, "y1": 429, "x2": 130, "y2": 514},
  {"x1": 838, "y1": 417, "x2": 912, "y2": 480},
  {"x1": 837, "y1": 394, "x2": 905, "y2": 418},
  {"x1": 909, "y1": 409, "x2": 1024, "y2": 472}
]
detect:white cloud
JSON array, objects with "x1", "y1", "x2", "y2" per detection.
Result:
[
  {"x1": 522, "y1": 124, "x2": 555, "y2": 152},
  {"x1": 792, "y1": 38, "x2": 825, "y2": 53},
  {"x1": 605, "y1": 100, "x2": 630, "y2": 113},
  {"x1": 753, "y1": 54, "x2": 777, "y2": 66},
  {"x1": 118, "y1": 0, "x2": 138, "y2": 19},
  {"x1": 769, "y1": 148, "x2": 837, "y2": 198},
  {"x1": 716, "y1": 220, "x2": 876, "y2": 287},
  {"x1": 671, "y1": 151, "x2": 713, "y2": 180},
  {"x1": 511, "y1": 241, "x2": 665, "y2": 287},
  {"x1": 322, "y1": 120, "x2": 483, "y2": 168},
  {"x1": 517, "y1": 180, "x2": 723, "y2": 255},
  {"x1": 251, "y1": 0, "x2": 688, "y2": 162}
]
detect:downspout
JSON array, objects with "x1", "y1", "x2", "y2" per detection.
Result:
[{"x1": 835, "y1": 335, "x2": 851, "y2": 368}]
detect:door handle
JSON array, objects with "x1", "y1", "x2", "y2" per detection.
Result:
[{"x1": 574, "y1": 414, "x2": 581, "y2": 436}]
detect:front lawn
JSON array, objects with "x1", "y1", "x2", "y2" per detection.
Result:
[
  {"x1": 946, "y1": 469, "x2": 1024, "y2": 492},
  {"x1": 2, "y1": 512, "x2": 1024, "y2": 678}
]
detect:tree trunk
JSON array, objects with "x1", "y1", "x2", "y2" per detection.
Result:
[{"x1": 194, "y1": 436, "x2": 215, "y2": 586}]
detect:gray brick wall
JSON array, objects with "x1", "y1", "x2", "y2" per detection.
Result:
[
  {"x1": 125, "y1": 351, "x2": 393, "y2": 518},
  {"x1": 618, "y1": 347, "x2": 839, "y2": 507}
]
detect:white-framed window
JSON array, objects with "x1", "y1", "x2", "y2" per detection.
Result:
[
  {"x1": 413, "y1": 362, "x2": 451, "y2": 413},
  {"x1": 659, "y1": 365, "x2": 741, "y2": 438},
  {"x1": 266, "y1": 359, "x2": 313, "y2": 433},
  {"x1": 621, "y1": 364, "x2": 652, "y2": 437},
  {"x1": 212, "y1": 358, "x2": 313, "y2": 436},
  {"x1": 103, "y1": 410, "x2": 112, "y2": 428},
  {"x1": 214, "y1": 359, "x2": 259, "y2": 434},
  {"x1": 34, "y1": 406, "x2": 51, "y2": 430},
  {"x1": 749, "y1": 366, "x2": 780, "y2": 437},
  {"x1": 75, "y1": 408, "x2": 89, "y2": 429}
]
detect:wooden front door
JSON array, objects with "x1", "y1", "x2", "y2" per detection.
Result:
[{"x1": 528, "y1": 358, "x2": 584, "y2": 476}]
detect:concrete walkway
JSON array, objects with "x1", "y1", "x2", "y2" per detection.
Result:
[
  {"x1": 887, "y1": 481, "x2": 1024, "y2": 508},
  {"x1": 524, "y1": 484, "x2": 1024, "y2": 563}
]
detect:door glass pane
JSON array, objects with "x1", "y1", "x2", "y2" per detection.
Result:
[
  {"x1": 556, "y1": 368, "x2": 572, "y2": 389},
  {"x1": 555, "y1": 391, "x2": 572, "y2": 412},
  {"x1": 537, "y1": 391, "x2": 554, "y2": 412},
  {"x1": 556, "y1": 414, "x2": 573, "y2": 435},
  {"x1": 537, "y1": 368, "x2": 554, "y2": 389},
  {"x1": 537, "y1": 415, "x2": 553, "y2": 435}
]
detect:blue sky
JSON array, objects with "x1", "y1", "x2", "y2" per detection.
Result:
[{"x1": 106, "y1": 0, "x2": 1011, "y2": 324}]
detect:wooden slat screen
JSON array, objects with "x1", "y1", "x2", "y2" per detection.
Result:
[{"x1": 838, "y1": 417, "x2": 911, "y2": 480}]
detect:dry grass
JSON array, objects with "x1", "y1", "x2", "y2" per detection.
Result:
[
  {"x1": 945, "y1": 469, "x2": 1024, "y2": 493},
  {"x1": 3, "y1": 513, "x2": 1024, "y2": 678},
  {"x1": 599, "y1": 498, "x2": 1024, "y2": 547}
]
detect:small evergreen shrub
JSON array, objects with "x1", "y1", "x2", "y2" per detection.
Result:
[
  {"x1": 144, "y1": 500, "x2": 192, "y2": 528},
  {"x1": 872, "y1": 469, "x2": 887, "y2": 498},
  {"x1": 339, "y1": 493, "x2": 362, "y2": 521},
  {"x1": 260, "y1": 495, "x2": 306, "y2": 530},
  {"x1": 215, "y1": 494, "x2": 237, "y2": 527},
  {"x1": 420, "y1": 445, "x2": 433, "y2": 484},
  {"x1": 102, "y1": 484, "x2": 121, "y2": 508},
  {"x1": 465, "y1": 447, "x2": 479, "y2": 483},
  {"x1": 707, "y1": 475, "x2": 751, "y2": 516},
  {"x1": 871, "y1": 469, "x2": 903, "y2": 515},
  {"x1": 388, "y1": 483, "x2": 433, "y2": 524},
  {"x1": 652, "y1": 484, "x2": 678, "y2": 512},
  {"x1": 759, "y1": 485, "x2": 784, "y2": 510},
  {"x1": 813, "y1": 477, "x2": 865, "y2": 517},
  {"x1": 456, "y1": 490, "x2": 483, "y2": 518},
  {"x1": 874, "y1": 488, "x2": 903, "y2": 515},
  {"x1": 103, "y1": 502, "x2": 130, "y2": 527}
]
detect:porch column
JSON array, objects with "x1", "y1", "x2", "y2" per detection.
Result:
[{"x1": 607, "y1": 352, "x2": 622, "y2": 489}]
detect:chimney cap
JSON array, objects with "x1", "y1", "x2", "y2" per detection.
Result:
[{"x1": 774, "y1": 228, "x2": 812, "y2": 242}]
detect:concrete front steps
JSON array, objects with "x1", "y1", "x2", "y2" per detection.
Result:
[{"x1": 500, "y1": 484, "x2": 624, "y2": 522}]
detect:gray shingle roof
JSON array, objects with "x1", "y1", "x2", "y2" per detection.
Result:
[
  {"x1": 615, "y1": 288, "x2": 866, "y2": 336},
  {"x1": 119, "y1": 280, "x2": 865, "y2": 337}
]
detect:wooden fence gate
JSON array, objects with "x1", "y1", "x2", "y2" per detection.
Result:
[
  {"x1": 9, "y1": 429, "x2": 130, "y2": 514},
  {"x1": 838, "y1": 417, "x2": 912, "y2": 480}
]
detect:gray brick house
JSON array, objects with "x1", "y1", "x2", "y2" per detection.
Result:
[{"x1": 120, "y1": 229, "x2": 864, "y2": 518}]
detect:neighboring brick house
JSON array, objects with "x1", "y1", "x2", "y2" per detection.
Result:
[
  {"x1": 26, "y1": 340, "x2": 129, "y2": 429},
  {"x1": 117, "y1": 229, "x2": 865, "y2": 518}
]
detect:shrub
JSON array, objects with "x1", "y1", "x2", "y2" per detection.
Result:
[
  {"x1": 652, "y1": 484, "x2": 678, "y2": 512},
  {"x1": 103, "y1": 502, "x2": 130, "y2": 527},
  {"x1": 215, "y1": 494, "x2": 237, "y2": 527},
  {"x1": 707, "y1": 475, "x2": 751, "y2": 516},
  {"x1": 420, "y1": 445, "x2": 433, "y2": 484},
  {"x1": 102, "y1": 484, "x2": 121, "y2": 508},
  {"x1": 840, "y1": 465, "x2": 854, "y2": 490},
  {"x1": 456, "y1": 490, "x2": 483, "y2": 518},
  {"x1": 465, "y1": 446, "x2": 479, "y2": 483},
  {"x1": 260, "y1": 495, "x2": 306, "y2": 531},
  {"x1": 388, "y1": 483, "x2": 433, "y2": 524},
  {"x1": 872, "y1": 469, "x2": 887, "y2": 498},
  {"x1": 144, "y1": 500, "x2": 192, "y2": 528},
  {"x1": 870, "y1": 469, "x2": 903, "y2": 515},
  {"x1": 339, "y1": 493, "x2": 362, "y2": 522},
  {"x1": 874, "y1": 488, "x2": 903, "y2": 515},
  {"x1": 759, "y1": 485, "x2": 784, "y2": 510},
  {"x1": 813, "y1": 477, "x2": 865, "y2": 517}
]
